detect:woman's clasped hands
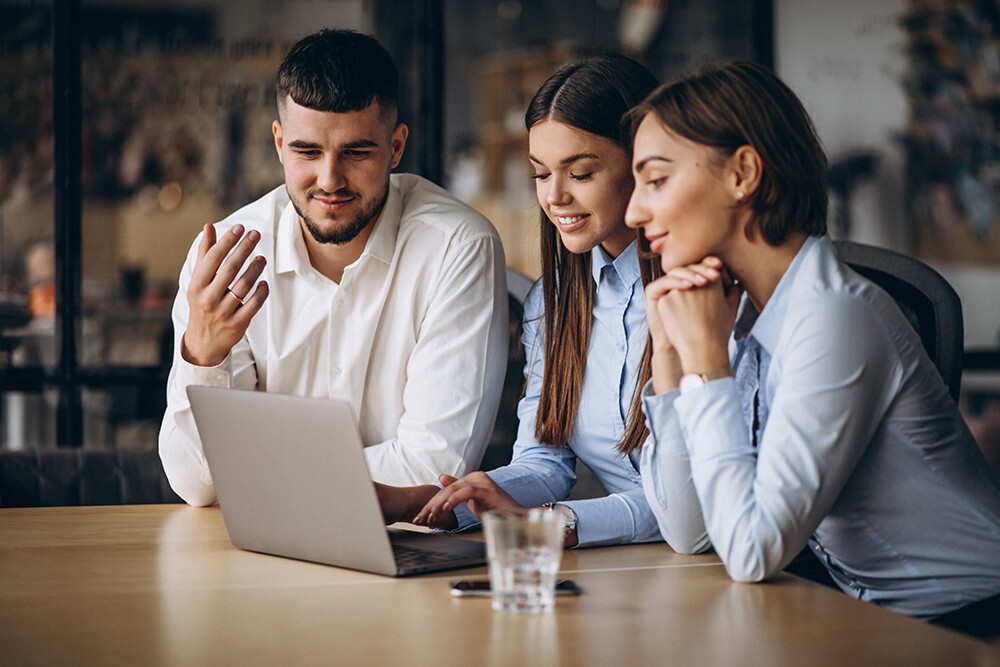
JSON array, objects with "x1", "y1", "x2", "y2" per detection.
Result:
[{"x1": 643, "y1": 255, "x2": 742, "y2": 392}]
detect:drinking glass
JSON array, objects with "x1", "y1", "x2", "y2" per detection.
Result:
[{"x1": 482, "y1": 508, "x2": 564, "y2": 613}]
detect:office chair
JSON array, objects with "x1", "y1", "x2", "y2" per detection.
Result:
[
  {"x1": 833, "y1": 240, "x2": 963, "y2": 403},
  {"x1": 479, "y1": 267, "x2": 532, "y2": 471}
]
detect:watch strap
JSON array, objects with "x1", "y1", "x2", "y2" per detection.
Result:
[{"x1": 542, "y1": 502, "x2": 577, "y2": 538}]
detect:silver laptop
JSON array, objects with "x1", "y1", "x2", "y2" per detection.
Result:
[{"x1": 187, "y1": 386, "x2": 486, "y2": 576}]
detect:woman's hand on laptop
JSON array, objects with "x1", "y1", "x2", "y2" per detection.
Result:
[
  {"x1": 412, "y1": 472, "x2": 521, "y2": 528},
  {"x1": 374, "y1": 483, "x2": 455, "y2": 528}
]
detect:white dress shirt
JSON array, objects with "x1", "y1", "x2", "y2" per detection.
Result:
[
  {"x1": 159, "y1": 174, "x2": 508, "y2": 506},
  {"x1": 641, "y1": 235, "x2": 1000, "y2": 618}
]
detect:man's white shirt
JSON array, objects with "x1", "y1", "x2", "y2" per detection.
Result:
[{"x1": 159, "y1": 174, "x2": 508, "y2": 506}]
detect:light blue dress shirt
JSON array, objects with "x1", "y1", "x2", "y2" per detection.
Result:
[
  {"x1": 641, "y1": 235, "x2": 1000, "y2": 618},
  {"x1": 454, "y1": 241, "x2": 661, "y2": 546}
]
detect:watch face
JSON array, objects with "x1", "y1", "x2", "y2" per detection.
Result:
[{"x1": 679, "y1": 373, "x2": 705, "y2": 395}]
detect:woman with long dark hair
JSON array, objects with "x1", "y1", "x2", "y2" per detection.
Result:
[{"x1": 381, "y1": 54, "x2": 689, "y2": 547}]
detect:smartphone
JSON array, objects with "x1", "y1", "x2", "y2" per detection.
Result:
[{"x1": 449, "y1": 579, "x2": 581, "y2": 597}]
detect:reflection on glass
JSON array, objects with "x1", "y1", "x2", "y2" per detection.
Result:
[
  {"x1": 1, "y1": 2, "x2": 56, "y2": 450},
  {"x1": 78, "y1": 3, "x2": 288, "y2": 371}
]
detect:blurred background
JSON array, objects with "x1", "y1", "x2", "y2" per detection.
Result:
[{"x1": 1, "y1": 0, "x2": 998, "y2": 474}]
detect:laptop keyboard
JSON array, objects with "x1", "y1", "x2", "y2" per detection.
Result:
[{"x1": 392, "y1": 543, "x2": 473, "y2": 569}]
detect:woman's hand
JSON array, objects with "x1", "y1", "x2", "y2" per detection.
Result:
[
  {"x1": 646, "y1": 257, "x2": 741, "y2": 381},
  {"x1": 412, "y1": 471, "x2": 523, "y2": 527}
]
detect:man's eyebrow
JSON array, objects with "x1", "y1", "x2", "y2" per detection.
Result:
[
  {"x1": 286, "y1": 139, "x2": 380, "y2": 150},
  {"x1": 342, "y1": 139, "x2": 379, "y2": 150},
  {"x1": 633, "y1": 156, "x2": 671, "y2": 172}
]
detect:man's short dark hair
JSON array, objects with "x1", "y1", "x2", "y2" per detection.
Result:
[{"x1": 276, "y1": 28, "x2": 399, "y2": 125}]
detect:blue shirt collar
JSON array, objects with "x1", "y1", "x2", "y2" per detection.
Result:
[
  {"x1": 591, "y1": 239, "x2": 640, "y2": 291},
  {"x1": 734, "y1": 235, "x2": 823, "y2": 354}
]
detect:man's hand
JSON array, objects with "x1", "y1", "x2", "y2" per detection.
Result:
[
  {"x1": 181, "y1": 223, "x2": 270, "y2": 367},
  {"x1": 374, "y1": 483, "x2": 445, "y2": 527},
  {"x1": 412, "y1": 471, "x2": 523, "y2": 527}
]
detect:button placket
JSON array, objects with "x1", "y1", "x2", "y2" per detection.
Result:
[{"x1": 328, "y1": 284, "x2": 348, "y2": 391}]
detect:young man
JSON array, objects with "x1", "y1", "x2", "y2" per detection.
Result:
[{"x1": 159, "y1": 29, "x2": 508, "y2": 506}]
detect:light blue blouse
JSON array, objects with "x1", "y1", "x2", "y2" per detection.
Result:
[
  {"x1": 641, "y1": 235, "x2": 1000, "y2": 617},
  {"x1": 454, "y1": 241, "x2": 661, "y2": 546}
]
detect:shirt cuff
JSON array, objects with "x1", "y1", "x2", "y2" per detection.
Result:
[
  {"x1": 639, "y1": 380, "x2": 690, "y2": 521},
  {"x1": 173, "y1": 352, "x2": 233, "y2": 389},
  {"x1": 563, "y1": 495, "x2": 632, "y2": 547},
  {"x1": 451, "y1": 502, "x2": 480, "y2": 531},
  {"x1": 674, "y1": 376, "x2": 748, "y2": 460},
  {"x1": 640, "y1": 380, "x2": 686, "y2": 458}
]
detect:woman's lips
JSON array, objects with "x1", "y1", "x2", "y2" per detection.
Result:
[
  {"x1": 647, "y1": 232, "x2": 667, "y2": 253},
  {"x1": 554, "y1": 214, "x2": 589, "y2": 233}
]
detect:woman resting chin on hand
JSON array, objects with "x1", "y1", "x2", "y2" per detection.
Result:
[{"x1": 625, "y1": 59, "x2": 1000, "y2": 636}]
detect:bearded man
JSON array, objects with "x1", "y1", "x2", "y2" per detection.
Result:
[{"x1": 159, "y1": 29, "x2": 507, "y2": 507}]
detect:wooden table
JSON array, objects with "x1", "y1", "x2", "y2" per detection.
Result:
[{"x1": 2, "y1": 505, "x2": 997, "y2": 666}]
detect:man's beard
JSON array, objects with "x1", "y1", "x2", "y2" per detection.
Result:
[{"x1": 288, "y1": 183, "x2": 389, "y2": 245}]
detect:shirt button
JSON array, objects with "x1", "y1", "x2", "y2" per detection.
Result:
[{"x1": 332, "y1": 366, "x2": 343, "y2": 377}]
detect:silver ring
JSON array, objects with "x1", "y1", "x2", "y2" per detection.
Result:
[{"x1": 227, "y1": 288, "x2": 245, "y2": 305}]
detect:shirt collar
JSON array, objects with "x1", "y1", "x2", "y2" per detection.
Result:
[
  {"x1": 274, "y1": 178, "x2": 402, "y2": 276},
  {"x1": 734, "y1": 235, "x2": 821, "y2": 354},
  {"x1": 590, "y1": 239, "x2": 640, "y2": 290},
  {"x1": 275, "y1": 196, "x2": 307, "y2": 276},
  {"x1": 363, "y1": 178, "x2": 402, "y2": 265}
]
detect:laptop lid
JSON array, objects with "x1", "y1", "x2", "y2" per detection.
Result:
[{"x1": 186, "y1": 386, "x2": 484, "y2": 576}]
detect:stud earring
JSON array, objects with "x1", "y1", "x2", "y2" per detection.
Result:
[{"x1": 736, "y1": 190, "x2": 745, "y2": 200}]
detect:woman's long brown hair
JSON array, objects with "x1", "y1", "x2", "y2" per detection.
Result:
[{"x1": 526, "y1": 54, "x2": 660, "y2": 456}]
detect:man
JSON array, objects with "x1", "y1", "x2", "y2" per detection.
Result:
[{"x1": 159, "y1": 29, "x2": 508, "y2": 506}]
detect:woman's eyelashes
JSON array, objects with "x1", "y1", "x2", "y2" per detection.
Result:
[
  {"x1": 636, "y1": 170, "x2": 668, "y2": 189},
  {"x1": 529, "y1": 168, "x2": 596, "y2": 182}
]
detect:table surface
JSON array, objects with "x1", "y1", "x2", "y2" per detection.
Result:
[{"x1": 2, "y1": 504, "x2": 998, "y2": 666}]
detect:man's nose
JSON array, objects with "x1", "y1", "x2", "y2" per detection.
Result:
[{"x1": 316, "y1": 156, "x2": 348, "y2": 193}]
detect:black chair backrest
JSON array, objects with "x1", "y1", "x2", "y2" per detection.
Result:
[{"x1": 833, "y1": 240, "x2": 963, "y2": 402}]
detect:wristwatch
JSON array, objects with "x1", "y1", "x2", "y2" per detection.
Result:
[
  {"x1": 542, "y1": 502, "x2": 577, "y2": 540},
  {"x1": 678, "y1": 367, "x2": 733, "y2": 395}
]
